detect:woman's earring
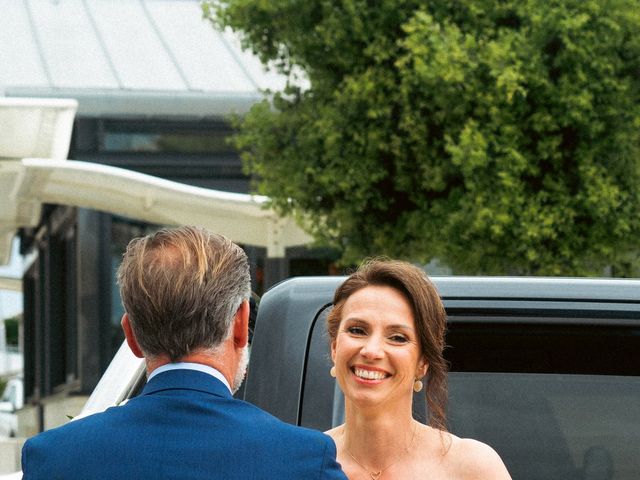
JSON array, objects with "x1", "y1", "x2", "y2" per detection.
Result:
[
  {"x1": 330, "y1": 366, "x2": 336, "y2": 378},
  {"x1": 413, "y1": 378, "x2": 423, "y2": 392}
]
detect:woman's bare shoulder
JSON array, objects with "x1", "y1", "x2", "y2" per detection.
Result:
[{"x1": 447, "y1": 434, "x2": 512, "y2": 479}]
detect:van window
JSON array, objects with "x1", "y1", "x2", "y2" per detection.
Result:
[
  {"x1": 448, "y1": 372, "x2": 640, "y2": 479},
  {"x1": 301, "y1": 309, "x2": 640, "y2": 479}
]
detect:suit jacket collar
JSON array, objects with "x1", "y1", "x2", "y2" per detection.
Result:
[{"x1": 141, "y1": 368, "x2": 233, "y2": 399}]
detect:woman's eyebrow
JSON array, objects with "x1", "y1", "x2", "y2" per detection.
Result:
[
  {"x1": 343, "y1": 317, "x2": 369, "y2": 324},
  {"x1": 386, "y1": 323, "x2": 413, "y2": 331},
  {"x1": 343, "y1": 318, "x2": 413, "y2": 331}
]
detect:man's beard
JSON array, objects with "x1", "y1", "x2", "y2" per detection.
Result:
[{"x1": 232, "y1": 345, "x2": 250, "y2": 394}]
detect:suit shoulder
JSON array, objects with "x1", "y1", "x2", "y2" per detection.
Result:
[
  {"x1": 237, "y1": 399, "x2": 334, "y2": 442},
  {"x1": 25, "y1": 404, "x2": 128, "y2": 446}
]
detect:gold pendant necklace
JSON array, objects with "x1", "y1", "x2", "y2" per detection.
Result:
[{"x1": 344, "y1": 421, "x2": 418, "y2": 480}]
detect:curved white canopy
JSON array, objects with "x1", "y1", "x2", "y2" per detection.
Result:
[
  {"x1": 0, "y1": 97, "x2": 312, "y2": 265},
  {"x1": 0, "y1": 158, "x2": 312, "y2": 263}
]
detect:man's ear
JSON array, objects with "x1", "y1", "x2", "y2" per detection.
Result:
[
  {"x1": 233, "y1": 300, "x2": 250, "y2": 349},
  {"x1": 121, "y1": 313, "x2": 144, "y2": 358}
]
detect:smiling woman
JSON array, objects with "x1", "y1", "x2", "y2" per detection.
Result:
[
  {"x1": 325, "y1": 259, "x2": 512, "y2": 480},
  {"x1": 331, "y1": 285, "x2": 427, "y2": 411}
]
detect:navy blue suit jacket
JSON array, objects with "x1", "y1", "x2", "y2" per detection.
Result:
[{"x1": 22, "y1": 369, "x2": 347, "y2": 479}]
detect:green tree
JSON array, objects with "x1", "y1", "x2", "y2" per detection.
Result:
[{"x1": 205, "y1": 0, "x2": 640, "y2": 275}]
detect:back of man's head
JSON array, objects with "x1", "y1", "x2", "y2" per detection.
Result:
[{"x1": 116, "y1": 226, "x2": 251, "y2": 361}]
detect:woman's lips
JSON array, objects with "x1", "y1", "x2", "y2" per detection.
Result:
[{"x1": 351, "y1": 366, "x2": 390, "y2": 381}]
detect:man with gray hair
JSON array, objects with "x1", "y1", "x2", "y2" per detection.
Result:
[{"x1": 21, "y1": 226, "x2": 347, "y2": 479}]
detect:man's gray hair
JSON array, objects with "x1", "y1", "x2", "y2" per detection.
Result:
[{"x1": 117, "y1": 226, "x2": 251, "y2": 361}]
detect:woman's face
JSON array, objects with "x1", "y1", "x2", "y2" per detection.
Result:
[{"x1": 331, "y1": 285, "x2": 427, "y2": 409}]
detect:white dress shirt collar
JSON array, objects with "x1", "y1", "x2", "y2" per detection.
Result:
[{"x1": 147, "y1": 362, "x2": 232, "y2": 393}]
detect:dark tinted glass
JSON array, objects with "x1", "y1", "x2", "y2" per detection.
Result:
[
  {"x1": 302, "y1": 312, "x2": 640, "y2": 479},
  {"x1": 449, "y1": 372, "x2": 639, "y2": 480}
]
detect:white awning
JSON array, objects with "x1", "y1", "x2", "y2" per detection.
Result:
[
  {"x1": 0, "y1": 97, "x2": 312, "y2": 264},
  {"x1": 0, "y1": 158, "x2": 311, "y2": 261}
]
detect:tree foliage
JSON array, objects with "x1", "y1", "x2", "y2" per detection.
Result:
[{"x1": 205, "y1": 0, "x2": 640, "y2": 275}]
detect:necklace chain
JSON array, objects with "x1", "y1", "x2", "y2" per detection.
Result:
[{"x1": 344, "y1": 422, "x2": 418, "y2": 480}]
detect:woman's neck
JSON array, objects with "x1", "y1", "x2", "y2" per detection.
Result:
[{"x1": 341, "y1": 399, "x2": 417, "y2": 467}]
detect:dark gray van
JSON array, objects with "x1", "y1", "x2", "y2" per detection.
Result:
[{"x1": 243, "y1": 276, "x2": 640, "y2": 480}]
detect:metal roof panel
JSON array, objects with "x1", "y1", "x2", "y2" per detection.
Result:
[
  {"x1": 88, "y1": 0, "x2": 186, "y2": 90},
  {"x1": 0, "y1": 1, "x2": 49, "y2": 88},
  {"x1": 0, "y1": 0, "x2": 290, "y2": 116},
  {"x1": 144, "y1": 0, "x2": 258, "y2": 92},
  {"x1": 219, "y1": 27, "x2": 290, "y2": 92},
  {"x1": 28, "y1": 0, "x2": 119, "y2": 89}
]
